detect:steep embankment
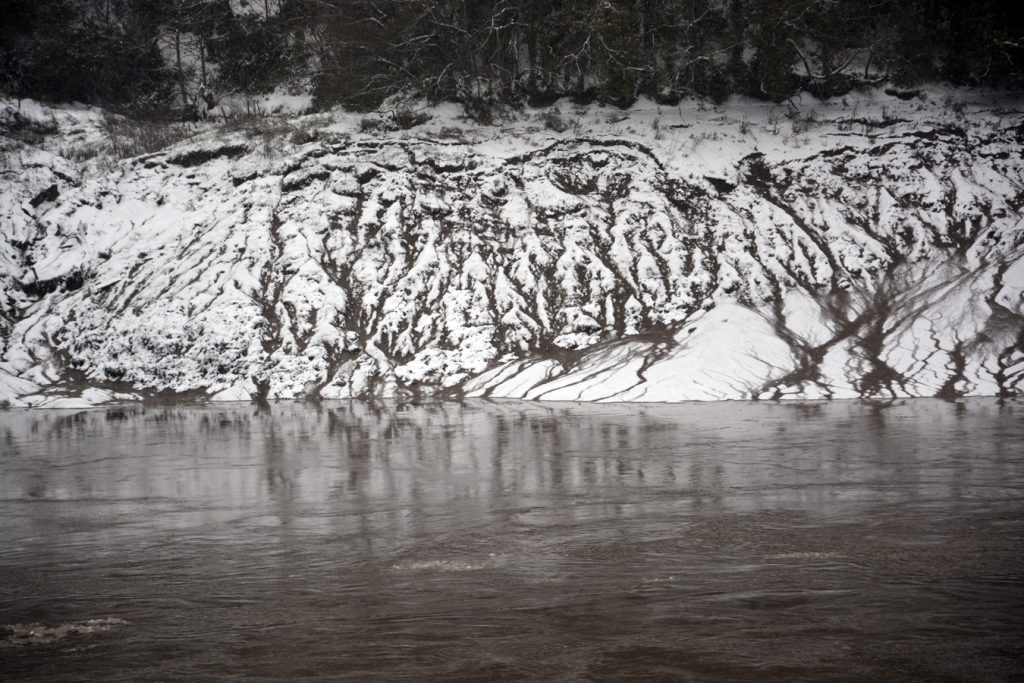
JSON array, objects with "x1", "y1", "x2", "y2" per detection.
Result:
[{"x1": 1, "y1": 91, "x2": 1023, "y2": 406}]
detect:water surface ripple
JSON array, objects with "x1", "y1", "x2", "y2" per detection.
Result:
[{"x1": 1, "y1": 398, "x2": 1023, "y2": 681}]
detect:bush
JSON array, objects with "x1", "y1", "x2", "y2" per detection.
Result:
[
  {"x1": 57, "y1": 114, "x2": 196, "y2": 166},
  {"x1": 461, "y1": 97, "x2": 497, "y2": 125},
  {"x1": 290, "y1": 127, "x2": 318, "y2": 145},
  {"x1": 289, "y1": 116, "x2": 328, "y2": 145},
  {"x1": 437, "y1": 126, "x2": 465, "y2": 140},
  {"x1": 101, "y1": 115, "x2": 196, "y2": 159},
  {"x1": 391, "y1": 107, "x2": 430, "y2": 130},
  {"x1": 540, "y1": 110, "x2": 568, "y2": 132},
  {"x1": 359, "y1": 117, "x2": 387, "y2": 134},
  {"x1": 688, "y1": 60, "x2": 733, "y2": 105}
]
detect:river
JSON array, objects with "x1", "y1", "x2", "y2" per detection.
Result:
[{"x1": 1, "y1": 398, "x2": 1022, "y2": 681}]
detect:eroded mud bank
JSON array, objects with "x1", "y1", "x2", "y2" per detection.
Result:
[{"x1": 2, "y1": 92, "x2": 1022, "y2": 405}]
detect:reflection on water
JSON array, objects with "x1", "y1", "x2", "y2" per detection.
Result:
[{"x1": 1, "y1": 398, "x2": 1023, "y2": 681}]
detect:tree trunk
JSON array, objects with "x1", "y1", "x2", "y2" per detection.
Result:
[
  {"x1": 175, "y1": 29, "x2": 189, "y2": 106},
  {"x1": 200, "y1": 38, "x2": 207, "y2": 87}
]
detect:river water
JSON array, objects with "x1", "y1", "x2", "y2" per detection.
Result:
[{"x1": 1, "y1": 398, "x2": 1022, "y2": 681}]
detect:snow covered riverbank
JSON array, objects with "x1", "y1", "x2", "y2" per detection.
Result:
[{"x1": 2, "y1": 89, "x2": 1022, "y2": 406}]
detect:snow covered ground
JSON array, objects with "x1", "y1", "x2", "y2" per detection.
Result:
[{"x1": 1, "y1": 88, "x2": 1022, "y2": 406}]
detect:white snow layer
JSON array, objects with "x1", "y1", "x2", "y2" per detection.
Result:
[{"x1": 1, "y1": 89, "x2": 1023, "y2": 406}]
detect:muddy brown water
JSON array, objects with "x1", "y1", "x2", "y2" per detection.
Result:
[{"x1": 1, "y1": 398, "x2": 1022, "y2": 681}]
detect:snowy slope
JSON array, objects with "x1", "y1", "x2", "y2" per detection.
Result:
[{"x1": 1, "y1": 90, "x2": 1022, "y2": 406}]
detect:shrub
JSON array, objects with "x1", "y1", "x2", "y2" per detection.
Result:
[
  {"x1": 437, "y1": 126, "x2": 465, "y2": 140},
  {"x1": 290, "y1": 127, "x2": 318, "y2": 145},
  {"x1": 391, "y1": 107, "x2": 430, "y2": 130},
  {"x1": 359, "y1": 117, "x2": 387, "y2": 134},
  {"x1": 540, "y1": 110, "x2": 568, "y2": 132},
  {"x1": 101, "y1": 115, "x2": 196, "y2": 159}
]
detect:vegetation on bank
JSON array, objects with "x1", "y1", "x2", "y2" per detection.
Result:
[{"x1": 1, "y1": 0, "x2": 1022, "y2": 121}]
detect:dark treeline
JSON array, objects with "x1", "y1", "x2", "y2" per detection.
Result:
[{"x1": 2, "y1": 0, "x2": 1022, "y2": 117}]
